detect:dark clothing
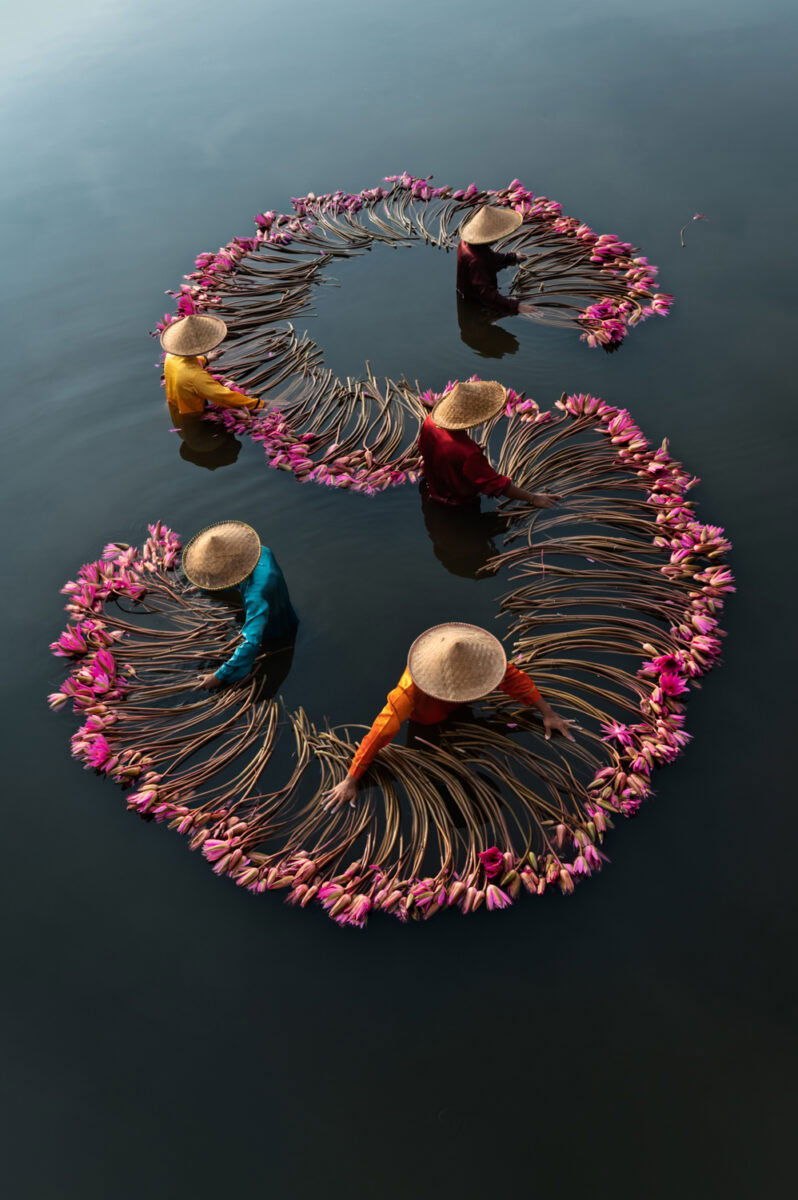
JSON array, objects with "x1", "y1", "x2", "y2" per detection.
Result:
[
  {"x1": 418, "y1": 415, "x2": 511, "y2": 508},
  {"x1": 456, "y1": 241, "x2": 521, "y2": 315},
  {"x1": 420, "y1": 483, "x2": 510, "y2": 578}
]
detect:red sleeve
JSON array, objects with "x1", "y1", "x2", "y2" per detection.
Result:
[
  {"x1": 490, "y1": 249, "x2": 521, "y2": 270},
  {"x1": 462, "y1": 447, "x2": 511, "y2": 497},
  {"x1": 498, "y1": 663, "x2": 542, "y2": 706}
]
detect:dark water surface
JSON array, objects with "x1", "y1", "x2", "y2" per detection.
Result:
[{"x1": 3, "y1": 1, "x2": 796, "y2": 1196}]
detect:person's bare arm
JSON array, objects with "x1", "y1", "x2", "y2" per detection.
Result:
[
  {"x1": 503, "y1": 482, "x2": 558, "y2": 508},
  {"x1": 532, "y1": 695, "x2": 577, "y2": 741}
]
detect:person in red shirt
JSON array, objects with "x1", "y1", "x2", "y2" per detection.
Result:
[
  {"x1": 456, "y1": 205, "x2": 538, "y2": 317},
  {"x1": 419, "y1": 379, "x2": 557, "y2": 509},
  {"x1": 322, "y1": 623, "x2": 575, "y2": 811}
]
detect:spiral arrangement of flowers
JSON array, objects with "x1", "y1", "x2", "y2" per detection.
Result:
[
  {"x1": 49, "y1": 389, "x2": 731, "y2": 926},
  {"x1": 154, "y1": 173, "x2": 672, "y2": 495}
]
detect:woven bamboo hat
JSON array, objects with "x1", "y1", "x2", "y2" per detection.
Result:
[
  {"x1": 160, "y1": 314, "x2": 228, "y2": 357},
  {"x1": 431, "y1": 380, "x2": 507, "y2": 431},
  {"x1": 460, "y1": 205, "x2": 523, "y2": 245},
  {"x1": 182, "y1": 521, "x2": 261, "y2": 590},
  {"x1": 407, "y1": 622, "x2": 507, "y2": 703}
]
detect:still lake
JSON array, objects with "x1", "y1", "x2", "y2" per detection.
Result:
[{"x1": 2, "y1": 1, "x2": 796, "y2": 1196}]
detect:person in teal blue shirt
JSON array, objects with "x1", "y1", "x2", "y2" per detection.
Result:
[{"x1": 181, "y1": 521, "x2": 298, "y2": 690}]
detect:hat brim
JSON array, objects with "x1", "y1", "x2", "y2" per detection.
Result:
[
  {"x1": 182, "y1": 521, "x2": 261, "y2": 590},
  {"x1": 431, "y1": 384, "x2": 507, "y2": 431},
  {"x1": 160, "y1": 316, "x2": 228, "y2": 357},
  {"x1": 460, "y1": 208, "x2": 523, "y2": 245},
  {"x1": 407, "y1": 622, "x2": 508, "y2": 704}
]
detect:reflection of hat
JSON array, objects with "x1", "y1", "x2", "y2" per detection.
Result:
[
  {"x1": 160, "y1": 314, "x2": 227, "y2": 356},
  {"x1": 460, "y1": 206, "x2": 523, "y2": 245},
  {"x1": 179, "y1": 438, "x2": 241, "y2": 470},
  {"x1": 407, "y1": 623, "x2": 507, "y2": 703},
  {"x1": 182, "y1": 521, "x2": 260, "y2": 589},
  {"x1": 432, "y1": 380, "x2": 507, "y2": 430}
]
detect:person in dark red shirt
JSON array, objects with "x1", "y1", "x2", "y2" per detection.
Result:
[
  {"x1": 418, "y1": 380, "x2": 557, "y2": 509},
  {"x1": 456, "y1": 205, "x2": 537, "y2": 317}
]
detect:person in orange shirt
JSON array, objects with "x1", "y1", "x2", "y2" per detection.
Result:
[
  {"x1": 161, "y1": 313, "x2": 262, "y2": 416},
  {"x1": 322, "y1": 623, "x2": 575, "y2": 811}
]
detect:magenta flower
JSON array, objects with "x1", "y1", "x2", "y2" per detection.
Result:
[
  {"x1": 600, "y1": 720, "x2": 635, "y2": 748},
  {"x1": 658, "y1": 671, "x2": 689, "y2": 698},
  {"x1": 478, "y1": 847, "x2": 505, "y2": 879}
]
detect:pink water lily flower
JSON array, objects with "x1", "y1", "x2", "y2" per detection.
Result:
[{"x1": 478, "y1": 847, "x2": 505, "y2": 878}]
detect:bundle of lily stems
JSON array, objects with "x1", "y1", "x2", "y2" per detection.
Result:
[{"x1": 49, "y1": 391, "x2": 732, "y2": 925}]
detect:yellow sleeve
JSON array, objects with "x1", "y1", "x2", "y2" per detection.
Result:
[
  {"x1": 185, "y1": 359, "x2": 260, "y2": 411},
  {"x1": 348, "y1": 678, "x2": 416, "y2": 779}
]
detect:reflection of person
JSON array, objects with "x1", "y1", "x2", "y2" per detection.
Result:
[
  {"x1": 420, "y1": 485, "x2": 509, "y2": 578},
  {"x1": 168, "y1": 402, "x2": 242, "y2": 470},
  {"x1": 419, "y1": 380, "x2": 557, "y2": 510},
  {"x1": 161, "y1": 314, "x2": 262, "y2": 415},
  {"x1": 178, "y1": 432, "x2": 241, "y2": 471},
  {"x1": 456, "y1": 206, "x2": 537, "y2": 317},
  {"x1": 456, "y1": 298, "x2": 520, "y2": 359},
  {"x1": 322, "y1": 623, "x2": 575, "y2": 810},
  {"x1": 182, "y1": 521, "x2": 298, "y2": 689}
]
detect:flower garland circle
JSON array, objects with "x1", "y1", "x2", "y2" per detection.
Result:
[
  {"x1": 49, "y1": 389, "x2": 732, "y2": 925},
  {"x1": 154, "y1": 174, "x2": 672, "y2": 495}
]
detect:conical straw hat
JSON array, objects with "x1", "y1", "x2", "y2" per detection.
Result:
[
  {"x1": 407, "y1": 623, "x2": 508, "y2": 704},
  {"x1": 160, "y1": 314, "x2": 228, "y2": 356},
  {"x1": 431, "y1": 380, "x2": 507, "y2": 431},
  {"x1": 182, "y1": 521, "x2": 261, "y2": 590},
  {"x1": 460, "y1": 205, "x2": 523, "y2": 245}
]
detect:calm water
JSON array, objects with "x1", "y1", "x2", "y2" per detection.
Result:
[{"x1": 3, "y1": 1, "x2": 796, "y2": 1196}]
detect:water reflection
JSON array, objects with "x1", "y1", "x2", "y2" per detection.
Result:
[
  {"x1": 168, "y1": 402, "x2": 242, "y2": 471},
  {"x1": 456, "y1": 298, "x2": 520, "y2": 359},
  {"x1": 420, "y1": 484, "x2": 511, "y2": 579}
]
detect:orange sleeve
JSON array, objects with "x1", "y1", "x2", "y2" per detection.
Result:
[
  {"x1": 186, "y1": 359, "x2": 260, "y2": 411},
  {"x1": 499, "y1": 662, "x2": 542, "y2": 706},
  {"x1": 348, "y1": 676, "x2": 417, "y2": 779}
]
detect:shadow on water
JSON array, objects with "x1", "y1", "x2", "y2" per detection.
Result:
[{"x1": 456, "y1": 298, "x2": 520, "y2": 359}]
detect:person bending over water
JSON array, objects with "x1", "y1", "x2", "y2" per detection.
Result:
[
  {"x1": 419, "y1": 380, "x2": 557, "y2": 510},
  {"x1": 182, "y1": 521, "x2": 298, "y2": 689},
  {"x1": 322, "y1": 623, "x2": 575, "y2": 811},
  {"x1": 456, "y1": 205, "x2": 537, "y2": 317},
  {"x1": 161, "y1": 314, "x2": 262, "y2": 416}
]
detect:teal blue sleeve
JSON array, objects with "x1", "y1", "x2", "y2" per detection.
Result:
[
  {"x1": 214, "y1": 553, "x2": 272, "y2": 684},
  {"x1": 214, "y1": 609, "x2": 268, "y2": 684}
]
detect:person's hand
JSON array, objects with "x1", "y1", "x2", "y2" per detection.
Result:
[
  {"x1": 531, "y1": 492, "x2": 558, "y2": 508},
  {"x1": 543, "y1": 711, "x2": 577, "y2": 742},
  {"x1": 321, "y1": 776, "x2": 358, "y2": 813},
  {"x1": 196, "y1": 672, "x2": 222, "y2": 690},
  {"x1": 204, "y1": 348, "x2": 223, "y2": 363}
]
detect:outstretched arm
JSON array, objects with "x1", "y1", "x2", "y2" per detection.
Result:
[
  {"x1": 197, "y1": 600, "x2": 270, "y2": 688},
  {"x1": 500, "y1": 663, "x2": 577, "y2": 741},
  {"x1": 322, "y1": 681, "x2": 415, "y2": 810},
  {"x1": 188, "y1": 359, "x2": 261, "y2": 411},
  {"x1": 502, "y1": 481, "x2": 559, "y2": 508}
]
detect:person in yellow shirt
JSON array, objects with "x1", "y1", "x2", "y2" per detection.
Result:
[{"x1": 160, "y1": 314, "x2": 262, "y2": 416}]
